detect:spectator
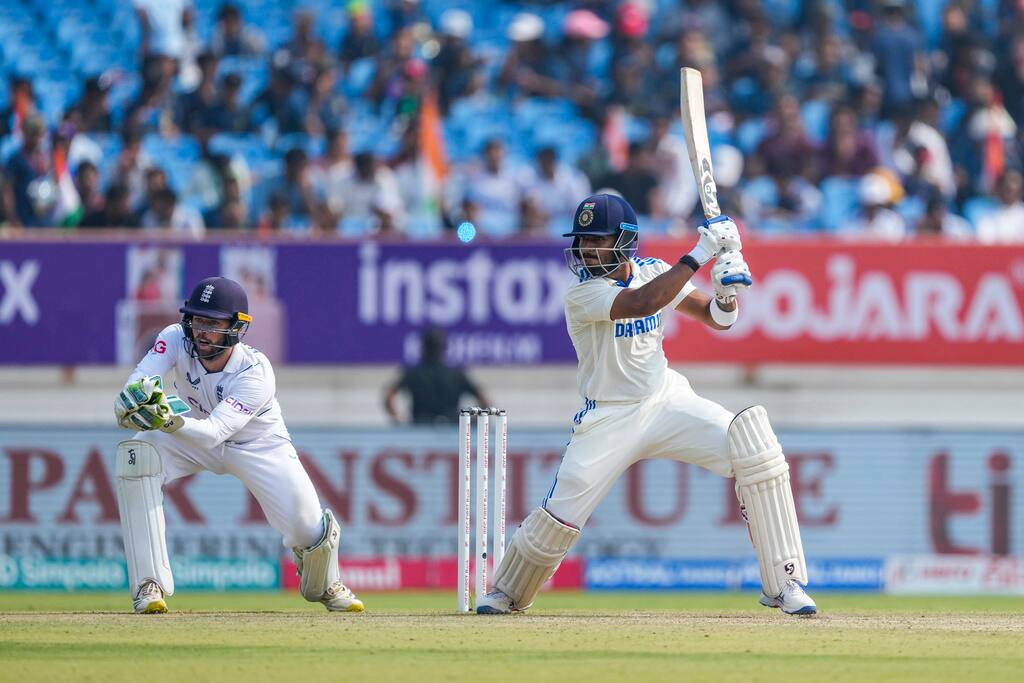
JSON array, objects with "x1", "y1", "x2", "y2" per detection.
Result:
[
  {"x1": 598, "y1": 141, "x2": 661, "y2": 218},
  {"x1": 995, "y1": 35, "x2": 1024, "y2": 127},
  {"x1": 451, "y1": 138, "x2": 527, "y2": 237},
  {"x1": 258, "y1": 193, "x2": 291, "y2": 233},
  {"x1": 205, "y1": 175, "x2": 250, "y2": 230},
  {"x1": 517, "y1": 195, "x2": 548, "y2": 238},
  {"x1": 5, "y1": 114, "x2": 49, "y2": 226},
  {"x1": 115, "y1": 128, "x2": 153, "y2": 212},
  {"x1": 366, "y1": 26, "x2": 421, "y2": 111},
  {"x1": 0, "y1": 76, "x2": 38, "y2": 139},
  {"x1": 976, "y1": 170, "x2": 1024, "y2": 242},
  {"x1": 796, "y1": 31, "x2": 852, "y2": 104},
  {"x1": 141, "y1": 187, "x2": 205, "y2": 237},
  {"x1": 870, "y1": 0, "x2": 926, "y2": 116},
  {"x1": 282, "y1": 11, "x2": 330, "y2": 92},
  {"x1": 498, "y1": 13, "x2": 561, "y2": 99},
  {"x1": 139, "y1": 166, "x2": 169, "y2": 216},
  {"x1": 383, "y1": 327, "x2": 490, "y2": 425},
  {"x1": 304, "y1": 66, "x2": 347, "y2": 137},
  {"x1": 328, "y1": 150, "x2": 404, "y2": 234},
  {"x1": 818, "y1": 105, "x2": 878, "y2": 179},
  {"x1": 65, "y1": 77, "x2": 113, "y2": 133},
  {"x1": 133, "y1": 0, "x2": 192, "y2": 72},
  {"x1": 914, "y1": 193, "x2": 972, "y2": 240},
  {"x1": 649, "y1": 115, "x2": 698, "y2": 225},
  {"x1": 177, "y1": 52, "x2": 220, "y2": 134},
  {"x1": 0, "y1": 170, "x2": 16, "y2": 227},
  {"x1": 840, "y1": 171, "x2": 907, "y2": 240},
  {"x1": 951, "y1": 73, "x2": 1020, "y2": 195},
  {"x1": 312, "y1": 128, "x2": 353, "y2": 187},
  {"x1": 268, "y1": 147, "x2": 320, "y2": 231},
  {"x1": 752, "y1": 95, "x2": 818, "y2": 181},
  {"x1": 524, "y1": 146, "x2": 591, "y2": 233},
  {"x1": 250, "y1": 65, "x2": 306, "y2": 136},
  {"x1": 80, "y1": 183, "x2": 140, "y2": 228},
  {"x1": 204, "y1": 72, "x2": 251, "y2": 133},
  {"x1": 338, "y1": 2, "x2": 381, "y2": 73},
  {"x1": 125, "y1": 58, "x2": 180, "y2": 135},
  {"x1": 210, "y1": 2, "x2": 266, "y2": 58},
  {"x1": 433, "y1": 9, "x2": 480, "y2": 114},
  {"x1": 877, "y1": 105, "x2": 956, "y2": 200},
  {"x1": 74, "y1": 160, "x2": 103, "y2": 216}
]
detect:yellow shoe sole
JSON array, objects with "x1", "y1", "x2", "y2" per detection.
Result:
[{"x1": 141, "y1": 599, "x2": 168, "y2": 614}]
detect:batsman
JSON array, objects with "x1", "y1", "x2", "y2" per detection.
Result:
[
  {"x1": 478, "y1": 194, "x2": 817, "y2": 616},
  {"x1": 113, "y1": 276, "x2": 363, "y2": 614}
]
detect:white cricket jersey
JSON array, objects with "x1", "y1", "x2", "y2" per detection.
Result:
[
  {"x1": 128, "y1": 324, "x2": 289, "y2": 448},
  {"x1": 564, "y1": 257, "x2": 696, "y2": 403}
]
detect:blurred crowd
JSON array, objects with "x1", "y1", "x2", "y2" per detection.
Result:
[{"x1": 0, "y1": 0, "x2": 1022, "y2": 242}]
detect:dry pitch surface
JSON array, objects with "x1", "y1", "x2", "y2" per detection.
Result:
[{"x1": 2, "y1": 591, "x2": 1022, "y2": 682}]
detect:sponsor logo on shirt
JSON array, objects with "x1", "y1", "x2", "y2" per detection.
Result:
[
  {"x1": 614, "y1": 312, "x2": 662, "y2": 339},
  {"x1": 225, "y1": 397, "x2": 254, "y2": 415},
  {"x1": 152, "y1": 340, "x2": 167, "y2": 354}
]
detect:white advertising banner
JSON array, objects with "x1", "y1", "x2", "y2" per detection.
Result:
[{"x1": 0, "y1": 426, "x2": 1021, "y2": 563}]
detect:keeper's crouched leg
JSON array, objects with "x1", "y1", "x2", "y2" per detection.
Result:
[
  {"x1": 729, "y1": 406, "x2": 816, "y2": 615},
  {"x1": 292, "y1": 509, "x2": 364, "y2": 612},
  {"x1": 477, "y1": 507, "x2": 580, "y2": 614},
  {"x1": 116, "y1": 439, "x2": 173, "y2": 614}
]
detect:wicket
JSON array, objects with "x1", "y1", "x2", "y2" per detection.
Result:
[{"x1": 457, "y1": 407, "x2": 507, "y2": 613}]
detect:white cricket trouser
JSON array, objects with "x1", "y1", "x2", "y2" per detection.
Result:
[
  {"x1": 133, "y1": 430, "x2": 324, "y2": 550},
  {"x1": 544, "y1": 369, "x2": 734, "y2": 528}
]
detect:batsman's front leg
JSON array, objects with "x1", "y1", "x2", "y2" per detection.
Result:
[
  {"x1": 728, "y1": 406, "x2": 817, "y2": 616},
  {"x1": 476, "y1": 507, "x2": 580, "y2": 614}
]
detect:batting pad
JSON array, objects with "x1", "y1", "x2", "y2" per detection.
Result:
[
  {"x1": 294, "y1": 509, "x2": 341, "y2": 601},
  {"x1": 493, "y1": 507, "x2": 579, "y2": 609},
  {"x1": 728, "y1": 406, "x2": 808, "y2": 597},
  {"x1": 115, "y1": 440, "x2": 174, "y2": 597}
]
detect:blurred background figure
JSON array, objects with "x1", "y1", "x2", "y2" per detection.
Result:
[{"x1": 384, "y1": 327, "x2": 490, "y2": 425}]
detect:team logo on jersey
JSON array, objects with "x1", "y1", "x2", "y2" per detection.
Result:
[
  {"x1": 216, "y1": 384, "x2": 224, "y2": 401},
  {"x1": 200, "y1": 284, "x2": 215, "y2": 303},
  {"x1": 186, "y1": 371, "x2": 201, "y2": 387}
]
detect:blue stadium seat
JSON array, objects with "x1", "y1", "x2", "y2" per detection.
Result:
[
  {"x1": 818, "y1": 176, "x2": 861, "y2": 231},
  {"x1": 801, "y1": 100, "x2": 831, "y2": 145},
  {"x1": 735, "y1": 118, "x2": 767, "y2": 155},
  {"x1": 962, "y1": 196, "x2": 998, "y2": 227}
]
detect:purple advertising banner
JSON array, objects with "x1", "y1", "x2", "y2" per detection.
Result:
[{"x1": 0, "y1": 239, "x2": 576, "y2": 365}]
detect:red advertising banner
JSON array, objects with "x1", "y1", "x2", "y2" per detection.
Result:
[{"x1": 647, "y1": 240, "x2": 1024, "y2": 365}]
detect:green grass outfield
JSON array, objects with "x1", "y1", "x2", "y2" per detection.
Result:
[{"x1": 2, "y1": 591, "x2": 1022, "y2": 682}]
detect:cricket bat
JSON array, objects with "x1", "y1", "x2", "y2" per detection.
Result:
[{"x1": 679, "y1": 67, "x2": 721, "y2": 219}]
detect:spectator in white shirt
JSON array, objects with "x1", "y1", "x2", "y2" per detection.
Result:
[
  {"x1": 525, "y1": 146, "x2": 590, "y2": 233},
  {"x1": 329, "y1": 151, "x2": 405, "y2": 235},
  {"x1": 455, "y1": 138, "x2": 529, "y2": 237},
  {"x1": 977, "y1": 170, "x2": 1024, "y2": 242}
]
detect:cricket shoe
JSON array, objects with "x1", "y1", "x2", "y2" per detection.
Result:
[
  {"x1": 321, "y1": 581, "x2": 364, "y2": 612},
  {"x1": 133, "y1": 581, "x2": 168, "y2": 614},
  {"x1": 475, "y1": 590, "x2": 518, "y2": 615},
  {"x1": 760, "y1": 580, "x2": 817, "y2": 615}
]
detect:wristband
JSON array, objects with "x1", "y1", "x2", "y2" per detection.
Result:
[
  {"x1": 710, "y1": 299, "x2": 739, "y2": 327},
  {"x1": 679, "y1": 254, "x2": 702, "y2": 271}
]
